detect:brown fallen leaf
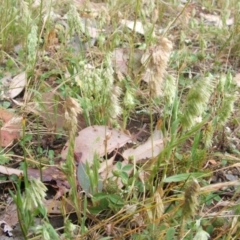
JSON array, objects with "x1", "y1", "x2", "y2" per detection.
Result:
[
  {"x1": 112, "y1": 48, "x2": 143, "y2": 77},
  {"x1": 122, "y1": 128, "x2": 164, "y2": 162},
  {"x1": 1, "y1": 117, "x2": 22, "y2": 147},
  {"x1": 0, "y1": 204, "x2": 18, "y2": 230},
  {"x1": 0, "y1": 165, "x2": 70, "y2": 195},
  {"x1": 44, "y1": 198, "x2": 75, "y2": 215},
  {"x1": 0, "y1": 107, "x2": 15, "y2": 123},
  {"x1": 120, "y1": 19, "x2": 145, "y2": 35},
  {"x1": 1, "y1": 72, "x2": 26, "y2": 99},
  {"x1": 0, "y1": 165, "x2": 23, "y2": 176},
  {"x1": 0, "y1": 108, "x2": 22, "y2": 147},
  {"x1": 61, "y1": 125, "x2": 131, "y2": 165},
  {"x1": 199, "y1": 13, "x2": 233, "y2": 28},
  {"x1": 200, "y1": 180, "x2": 240, "y2": 193}
]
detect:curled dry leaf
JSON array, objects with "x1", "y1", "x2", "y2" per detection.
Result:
[
  {"x1": 43, "y1": 198, "x2": 75, "y2": 215},
  {"x1": 112, "y1": 48, "x2": 143, "y2": 77},
  {"x1": 120, "y1": 19, "x2": 145, "y2": 35},
  {"x1": 0, "y1": 165, "x2": 23, "y2": 176},
  {"x1": 0, "y1": 164, "x2": 70, "y2": 198},
  {"x1": 199, "y1": 13, "x2": 233, "y2": 28},
  {"x1": 122, "y1": 128, "x2": 164, "y2": 162},
  {"x1": 1, "y1": 72, "x2": 27, "y2": 99},
  {"x1": 0, "y1": 108, "x2": 22, "y2": 147},
  {"x1": 0, "y1": 204, "x2": 18, "y2": 231},
  {"x1": 112, "y1": 48, "x2": 129, "y2": 76},
  {"x1": 61, "y1": 125, "x2": 131, "y2": 165}
]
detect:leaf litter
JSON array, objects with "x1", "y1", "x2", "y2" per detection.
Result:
[
  {"x1": 1, "y1": 0, "x2": 240, "y2": 239},
  {"x1": 0, "y1": 107, "x2": 22, "y2": 147}
]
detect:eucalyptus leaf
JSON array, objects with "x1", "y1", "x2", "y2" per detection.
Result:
[
  {"x1": 77, "y1": 162, "x2": 103, "y2": 194},
  {"x1": 77, "y1": 162, "x2": 92, "y2": 194}
]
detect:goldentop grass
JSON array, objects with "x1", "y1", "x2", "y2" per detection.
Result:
[{"x1": 1, "y1": 0, "x2": 240, "y2": 239}]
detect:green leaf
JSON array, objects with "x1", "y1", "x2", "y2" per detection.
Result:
[
  {"x1": 108, "y1": 194, "x2": 124, "y2": 206},
  {"x1": 166, "y1": 227, "x2": 176, "y2": 240},
  {"x1": 120, "y1": 172, "x2": 129, "y2": 185},
  {"x1": 0, "y1": 154, "x2": 10, "y2": 164},
  {"x1": 163, "y1": 172, "x2": 210, "y2": 183},
  {"x1": 89, "y1": 199, "x2": 108, "y2": 214},
  {"x1": 92, "y1": 193, "x2": 109, "y2": 201},
  {"x1": 122, "y1": 164, "x2": 133, "y2": 171},
  {"x1": 77, "y1": 162, "x2": 92, "y2": 194},
  {"x1": 116, "y1": 161, "x2": 122, "y2": 170},
  {"x1": 77, "y1": 162, "x2": 103, "y2": 195}
]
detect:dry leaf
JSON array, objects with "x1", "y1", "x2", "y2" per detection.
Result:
[
  {"x1": 3, "y1": 72, "x2": 27, "y2": 99},
  {"x1": 200, "y1": 180, "x2": 240, "y2": 192},
  {"x1": 112, "y1": 48, "x2": 129, "y2": 75},
  {"x1": 122, "y1": 128, "x2": 164, "y2": 162},
  {"x1": 0, "y1": 107, "x2": 15, "y2": 123},
  {"x1": 0, "y1": 108, "x2": 22, "y2": 147},
  {"x1": 61, "y1": 125, "x2": 131, "y2": 165},
  {"x1": 0, "y1": 204, "x2": 18, "y2": 230},
  {"x1": 112, "y1": 48, "x2": 143, "y2": 77},
  {"x1": 44, "y1": 198, "x2": 74, "y2": 215},
  {"x1": 199, "y1": 13, "x2": 233, "y2": 28},
  {"x1": 120, "y1": 19, "x2": 145, "y2": 35},
  {"x1": 0, "y1": 165, "x2": 70, "y2": 194},
  {"x1": 0, "y1": 165, "x2": 23, "y2": 176}
]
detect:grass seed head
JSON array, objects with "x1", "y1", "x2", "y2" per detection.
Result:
[
  {"x1": 27, "y1": 24, "x2": 38, "y2": 71},
  {"x1": 64, "y1": 97, "x2": 82, "y2": 131},
  {"x1": 23, "y1": 178, "x2": 47, "y2": 211},
  {"x1": 141, "y1": 37, "x2": 173, "y2": 97},
  {"x1": 182, "y1": 178, "x2": 200, "y2": 218}
]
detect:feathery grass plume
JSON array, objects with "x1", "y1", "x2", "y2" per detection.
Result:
[
  {"x1": 109, "y1": 85, "x2": 122, "y2": 119},
  {"x1": 124, "y1": 88, "x2": 135, "y2": 108},
  {"x1": 217, "y1": 93, "x2": 236, "y2": 126},
  {"x1": 34, "y1": 222, "x2": 59, "y2": 240},
  {"x1": 64, "y1": 97, "x2": 82, "y2": 172},
  {"x1": 181, "y1": 76, "x2": 216, "y2": 130},
  {"x1": 27, "y1": 24, "x2": 38, "y2": 71},
  {"x1": 217, "y1": 74, "x2": 227, "y2": 92},
  {"x1": 63, "y1": 220, "x2": 79, "y2": 239},
  {"x1": 182, "y1": 178, "x2": 200, "y2": 218},
  {"x1": 164, "y1": 74, "x2": 177, "y2": 105},
  {"x1": 22, "y1": 178, "x2": 47, "y2": 211},
  {"x1": 76, "y1": 53, "x2": 122, "y2": 123},
  {"x1": 64, "y1": 97, "x2": 82, "y2": 131},
  {"x1": 141, "y1": 37, "x2": 173, "y2": 97},
  {"x1": 19, "y1": 0, "x2": 31, "y2": 23},
  {"x1": 215, "y1": 73, "x2": 236, "y2": 126},
  {"x1": 63, "y1": 97, "x2": 82, "y2": 221},
  {"x1": 67, "y1": 5, "x2": 84, "y2": 36},
  {"x1": 152, "y1": 188, "x2": 164, "y2": 223},
  {"x1": 142, "y1": 0, "x2": 156, "y2": 19},
  {"x1": 202, "y1": 121, "x2": 214, "y2": 148}
]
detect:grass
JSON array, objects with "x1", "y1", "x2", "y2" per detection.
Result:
[{"x1": 1, "y1": 0, "x2": 240, "y2": 239}]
